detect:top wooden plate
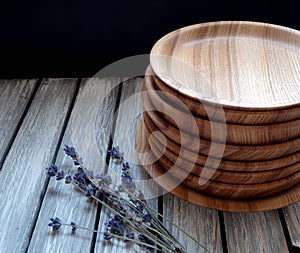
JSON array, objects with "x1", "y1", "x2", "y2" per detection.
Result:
[
  {"x1": 150, "y1": 21, "x2": 300, "y2": 110},
  {"x1": 150, "y1": 66, "x2": 300, "y2": 125}
]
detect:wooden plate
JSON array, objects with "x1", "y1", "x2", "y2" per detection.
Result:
[
  {"x1": 136, "y1": 120, "x2": 300, "y2": 212},
  {"x1": 150, "y1": 21, "x2": 300, "y2": 110},
  {"x1": 155, "y1": 155, "x2": 300, "y2": 200},
  {"x1": 148, "y1": 130, "x2": 300, "y2": 184},
  {"x1": 143, "y1": 71, "x2": 300, "y2": 145},
  {"x1": 149, "y1": 66, "x2": 300, "y2": 125},
  {"x1": 143, "y1": 106, "x2": 300, "y2": 198},
  {"x1": 143, "y1": 109, "x2": 300, "y2": 161},
  {"x1": 147, "y1": 123, "x2": 300, "y2": 172}
]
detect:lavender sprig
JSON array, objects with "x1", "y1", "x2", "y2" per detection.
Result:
[
  {"x1": 48, "y1": 217, "x2": 163, "y2": 252},
  {"x1": 45, "y1": 145, "x2": 211, "y2": 253}
]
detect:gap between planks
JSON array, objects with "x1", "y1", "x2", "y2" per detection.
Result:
[
  {"x1": 93, "y1": 77, "x2": 160, "y2": 253},
  {"x1": 89, "y1": 79, "x2": 124, "y2": 251},
  {"x1": 28, "y1": 77, "x2": 122, "y2": 252},
  {"x1": 0, "y1": 78, "x2": 78, "y2": 252},
  {"x1": 0, "y1": 77, "x2": 300, "y2": 252},
  {"x1": 25, "y1": 78, "x2": 82, "y2": 252},
  {"x1": 0, "y1": 79, "x2": 40, "y2": 170}
]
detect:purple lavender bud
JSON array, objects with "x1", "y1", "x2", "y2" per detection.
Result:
[
  {"x1": 142, "y1": 213, "x2": 152, "y2": 223},
  {"x1": 70, "y1": 222, "x2": 77, "y2": 231},
  {"x1": 48, "y1": 217, "x2": 62, "y2": 230},
  {"x1": 108, "y1": 146, "x2": 124, "y2": 162},
  {"x1": 136, "y1": 204, "x2": 144, "y2": 213},
  {"x1": 65, "y1": 175, "x2": 72, "y2": 184},
  {"x1": 122, "y1": 162, "x2": 130, "y2": 171},
  {"x1": 63, "y1": 145, "x2": 78, "y2": 160},
  {"x1": 125, "y1": 232, "x2": 135, "y2": 243},
  {"x1": 45, "y1": 164, "x2": 58, "y2": 177},
  {"x1": 104, "y1": 231, "x2": 112, "y2": 240},
  {"x1": 56, "y1": 170, "x2": 65, "y2": 180}
]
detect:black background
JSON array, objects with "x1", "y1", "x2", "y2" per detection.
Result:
[{"x1": 0, "y1": 0, "x2": 299, "y2": 78}]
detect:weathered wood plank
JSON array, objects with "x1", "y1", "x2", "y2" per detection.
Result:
[
  {"x1": 95, "y1": 78, "x2": 159, "y2": 253},
  {"x1": 2, "y1": 76, "x2": 293, "y2": 253},
  {"x1": 163, "y1": 194, "x2": 223, "y2": 253},
  {"x1": 0, "y1": 79, "x2": 77, "y2": 252},
  {"x1": 223, "y1": 211, "x2": 288, "y2": 253},
  {"x1": 0, "y1": 79, "x2": 38, "y2": 162},
  {"x1": 28, "y1": 78, "x2": 121, "y2": 252},
  {"x1": 282, "y1": 202, "x2": 300, "y2": 249}
]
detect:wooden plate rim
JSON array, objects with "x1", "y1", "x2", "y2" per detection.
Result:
[{"x1": 136, "y1": 120, "x2": 300, "y2": 212}]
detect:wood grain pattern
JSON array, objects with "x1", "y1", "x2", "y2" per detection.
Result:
[
  {"x1": 150, "y1": 21, "x2": 300, "y2": 110},
  {"x1": 143, "y1": 120, "x2": 300, "y2": 199},
  {"x1": 163, "y1": 194, "x2": 223, "y2": 253},
  {"x1": 144, "y1": 71, "x2": 300, "y2": 145},
  {"x1": 151, "y1": 66, "x2": 300, "y2": 124},
  {"x1": 136, "y1": 122, "x2": 223, "y2": 252},
  {"x1": 0, "y1": 79, "x2": 38, "y2": 161},
  {"x1": 223, "y1": 211, "x2": 289, "y2": 253},
  {"x1": 94, "y1": 78, "x2": 160, "y2": 253},
  {"x1": 0, "y1": 79, "x2": 77, "y2": 252},
  {"x1": 156, "y1": 156, "x2": 300, "y2": 200},
  {"x1": 149, "y1": 132, "x2": 300, "y2": 184},
  {"x1": 28, "y1": 78, "x2": 121, "y2": 252},
  {"x1": 143, "y1": 107, "x2": 300, "y2": 171},
  {"x1": 143, "y1": 112, "x2": 300, "y2": 199},
  {"x1": 2, "y1": 77, "x2": 300, "y2": 251},
  {"x1": 282, "y1": 202, "x2": 300, "y2": 248},
  {"x1": 137, "y1": 120, "x2": 300, "y2": 211},
  {"x1": 144, "y1": 106, "x2": 300, "y2": 161}
]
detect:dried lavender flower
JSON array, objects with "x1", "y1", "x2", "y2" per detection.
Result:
[
  {"x1": 125, "y1": 232, "x2": 134, "y2": 243},
  {"x1": 65, "y1": 175, "x2": 72, "y2": 184},
  {"x1": 45, "y1": 145, "x2": 211, "y2": 253},
  {"x1": 45, "y1": 164, "x2": 58, "y2": 177},
  {"x1": 56, "y1": 170, "x2": 65, "y2": 181},
  {"x1": 108, "y1": 146, "x2": 123, "y2": 163},
  {"x1": 63, "y1": 144, "x2": 81, "y2": 165},
  {"x1": 48, "y1": 217, "x2": 62, "y2": 230},
  {"x1": 70, "y1": 222, "x2": 77, "y2": 231}
]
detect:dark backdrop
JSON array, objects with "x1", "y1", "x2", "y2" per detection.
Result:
[{"x1": 0, "y1": 0, "x2": 299, "y2": 78}]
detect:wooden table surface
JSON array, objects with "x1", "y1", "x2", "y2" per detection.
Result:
[{"x1": 1, "y1": 78, "x2": 300, "y2": 253}]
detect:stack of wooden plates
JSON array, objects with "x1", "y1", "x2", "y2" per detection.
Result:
[{"x1": 136, "y1": 21, "x2": 300, "y2": 212}]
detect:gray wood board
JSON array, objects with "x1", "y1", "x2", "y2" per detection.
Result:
[
  {"x1": 95, "y1": 78, "x2": 160, "y2": 252},
  {"x1": 0, "y1": 79, "x2": 38, "y2": 162},
  {"x1": 283, "y1": 202, "x2": 300, "y2": 249},
  {"x1": 223, "y1": 211, "x2": 288, "y2": 253},
  {"x1": 163, "y1": 193, "x2": 223, "y2": 253},
  {"x1": 0, "y1": 79, "x2": 78, "y2": 252},
  {"x1": 28, "y1": 77, "x2": 121, "y2": 252}
]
